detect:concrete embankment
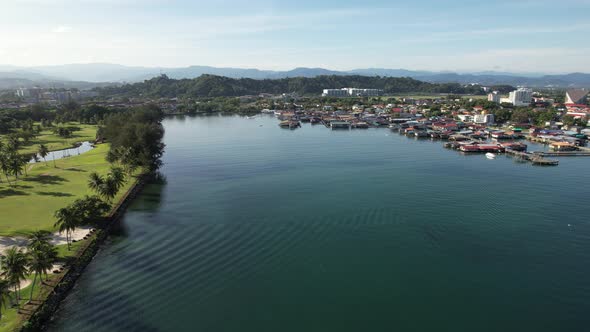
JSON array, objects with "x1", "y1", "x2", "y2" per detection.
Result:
[{"x1": 19, "y1": 174, "x2": 149, "y2": 332}]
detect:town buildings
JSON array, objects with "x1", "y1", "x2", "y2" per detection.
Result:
[
  {"x1": 14, "y1": 87, "x2": 98, "y2": 104},
  {"x1": 508, "y1": 88, "x2": 533, "y2": 106}
]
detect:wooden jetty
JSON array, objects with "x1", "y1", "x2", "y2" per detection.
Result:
[
  {"x1": 278, "y1": 120, "x2": 301, "y2": 129},
  {"x1": 505, "y1": 149, "x2": 559, "y2": 166},
  {"x1": 534, "y1": 151, "x2": 590, "y2": 157},
  {"x1": 330, "y1": 121, "x2": 351, "y2": 130}
]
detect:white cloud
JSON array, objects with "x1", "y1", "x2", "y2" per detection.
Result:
[{"x1": 52, "y1": 25, "x2": 72, "y2": 33}]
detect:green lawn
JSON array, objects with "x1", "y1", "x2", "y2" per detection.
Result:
[
  {"x1": 55, "y1": 241, "x2": 86, "y2": 261},
  {"x1": 2, "y1": 123, "x2": 97, "y2": 155},
  {"x1": 0, "y1": 235, "x2": 92, "y2": 331},
  {"x1": 0, "y1": 264, "x2": 70, "y2": 332},
  {"x1": 0, "y1": 144, "x2": 136, "y2": 236}
]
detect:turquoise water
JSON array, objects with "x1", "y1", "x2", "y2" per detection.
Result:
[{"x1": 49, "y1": 115, "x2": 590, "y2": 332}]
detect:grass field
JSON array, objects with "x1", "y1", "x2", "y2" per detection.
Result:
[
  {"x1": 1, "y1": 123, "x2": 97, "y2": 155},
  {"x1": 0, "y1": 241, "x2": 83, "y2": 332},
  {"x1": 0, "y1": 144, "x2": 135, "y2": 236}
]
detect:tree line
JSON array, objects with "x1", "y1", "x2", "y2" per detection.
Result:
[
  {"x1": 0, "y1": 102, "x2": 120, "y2": 135},
  {"x1": 96, "y1": 74, "x2": 489, "y2": 98},
  {"x1": 0, "y1": 105, "x2": 166, "y2": 319}
]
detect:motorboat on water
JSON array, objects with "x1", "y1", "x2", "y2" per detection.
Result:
[{"x1": 486, "y1": 153, "x2": 496, "y2": 159}]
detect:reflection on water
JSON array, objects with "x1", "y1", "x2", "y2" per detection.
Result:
[
  {"x1": 111, "y1": 174, "x2": 168, "y2": 239},
  {"x1": 49, "y1": 115, "x2": 590, "y2": 332},
  {"x1": 30, "y1": 141, "x2": 95, "y2": 163}
]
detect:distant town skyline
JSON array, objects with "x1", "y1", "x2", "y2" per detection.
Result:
[{"x1": 2, "y1": 0, "x2": 590, "y2": 73}]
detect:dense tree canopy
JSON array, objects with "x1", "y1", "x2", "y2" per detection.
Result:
[
  {"x1": 102, "y1": 105, "x2": 166, "y2": 172},
  {"x1": 97, "y1": 74, "x2": 487, "y2": 98}
]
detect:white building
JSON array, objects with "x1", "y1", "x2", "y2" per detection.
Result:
[
  {"x1": 473, "y1": 113, "x2": 495, "y2": 125},
  {"x1": 346, "y1": 88, "x2": 382, "y2": 97},
  {"x1": 508, "y1": 88, "x2": 533, "y2": 107},
  {"x1": 457, "y1": 114, "x2": 473, "y2": 122},
  {"x1": 16, "y1": 88, "x2": 31, "y2": 98},
  {"x1": 322, "y1": 88, "x2": 382, "y2": 97},
  {"x1": 322, "y1": 89, "x2": 349, "y2": 97},
  {"x1": 487, "y1": 91, "x2": 500, "y2": 103}
]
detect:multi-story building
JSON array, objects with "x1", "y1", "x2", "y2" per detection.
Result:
[
  {"x1": 322, "y1": 89, "x2": 349, "y2": 97},
  {"x1": 473, "y1": 113, "x2": 495, "y2": 125},
  {"x1": 487, "y1": 91, "x2": 500, "y2": 103},
  {"x1": 346, "y1": 88, "x2": 382, "y2": 97},
  {"x1": 322, "y1": 88, "x2": 383, "y2": 97},
  {"x1": 14, "y1": 88, "x2": 99, "y2": 104},
  {"x1": 508, "y1": 88, "x2": 533, "y2": 107}
]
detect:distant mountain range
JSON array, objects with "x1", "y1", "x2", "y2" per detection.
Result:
[{"x1": 1, "y1": 63, "x2": 590, "y2": 89}]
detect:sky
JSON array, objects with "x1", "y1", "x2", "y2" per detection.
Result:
[{"x1": 1, "y1": 0, "x2": 590, "y2": 73}]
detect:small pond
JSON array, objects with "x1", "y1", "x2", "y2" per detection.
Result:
[{"x1": 29, "y1": 141, "x2": 95, "y2": 163}]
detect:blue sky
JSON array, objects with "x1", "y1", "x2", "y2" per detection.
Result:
[{"x1": 2, "y1": 0, "x2": 590, "y2": 72}]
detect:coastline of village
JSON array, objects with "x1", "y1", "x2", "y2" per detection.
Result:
[{"x1": 270, "y1": 87, "x2": 590, "y2": 167}]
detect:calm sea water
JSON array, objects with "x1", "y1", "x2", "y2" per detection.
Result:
[{"x1": 49, "y1": 115, "x2": 590, "y2": 332}]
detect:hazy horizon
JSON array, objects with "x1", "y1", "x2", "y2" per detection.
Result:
[
  {"x1": 2, "y1": 62, "x2": 588, "y2": 76},
  {"x1": 2, "y1": 0, "x2": 590, "y2": 73}
]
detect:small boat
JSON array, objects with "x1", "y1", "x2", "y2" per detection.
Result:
[{"x1": 486, "y1": 153, "x2": 496, "y2": 159}]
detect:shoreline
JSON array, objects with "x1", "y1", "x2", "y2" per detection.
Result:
[{"x1": 18, "y1": 173, "x2": 149, "y2": 332}]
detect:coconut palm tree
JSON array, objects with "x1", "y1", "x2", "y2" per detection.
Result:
[
  {"x1": 100, "y1": 178, "x2": 120, "y2": 202},
  {"x1": 26, "y1": 247, "x2": 55, "y2": 303},
  {"x1": 1, "y1": 247, "x2": 29, "y2": 307},
  {"x1": 88, "y1": 171, "x2": 122, "y2": 202},
  {"x1": 21, "y1": 154, "x2": 33, "y2": 176},
  {"x1": 87, "y1": 172, "x2": 104, "y2": 194},
  {"x1": 38, "y1": 144, "x2": 49, "y2": 166},
  {"x1": 54, "y1": 206, "x2": 80, "y2": 250},
  {"x1": 27, "y1": 231, "x2": 52, "y2": 252},
  {"x1": 41, "y1": 246, "x2": 57, "y2": 282},
  {"x1": 7, "y1": 152, "x2": 24, "y2": 186},
  {"x1": 109, "y1": 167, "x2": 126, "y2": 191},
  {"x1": 0, "y1": 149, "x2": 9, "y2": 186},
  {"x1": 0, "y1": 279, "x2": 10, "y2": 320},
  {"x1": 28, "y1": 231, "x2": 57, "y2": 283}
]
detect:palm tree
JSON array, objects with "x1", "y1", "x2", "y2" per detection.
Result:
[
  {"x1": 7, "y1": 152, "x2": 24, "y2": 186},
  {"x1": 21, "y1": 154, "x2": 33, "y2": 176},
  {"x1": 101, "y1": 178, "x2": 119, "y2": 202},
  {"x1": 0, "y1": 280, "x2": 10, "y2": 320},
  {"x1": 88, "y1": 171, "x2": 121, "y2": 202},
  {"x1": 87, "y1": 172, "x2": 104, "y2": 194},
  {"x1": 26, "y1": 247, "x2": 55, "y2": 303},
  {"x1": 41, "y1": 246, "x2": 57, "y2": 282},
  {"x1": 1, "y1": 247, "x2": 29, "y2": 307},
  {"x1": 54, "y1": 207, "x2": 80, "y2": 250},
  {"x1": 27, "y1": 231, "x2": 52, "y2": 252},
  {"x1": 27, "y1": 231, "x2": 56, "y2": 283},
  {"x1": 109, "y1": 167, "x2": 127, "y2": 191},
  {"x1": 0, "y1": 149, "x2": 9, "y2": 186},
  {"x1": 38, "y1": 144, "x2": 49, "y2": 166}
]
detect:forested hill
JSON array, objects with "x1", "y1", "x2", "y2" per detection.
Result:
[{"x1": 96, "y1": 74, "x2": 488, "y2": 98}]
